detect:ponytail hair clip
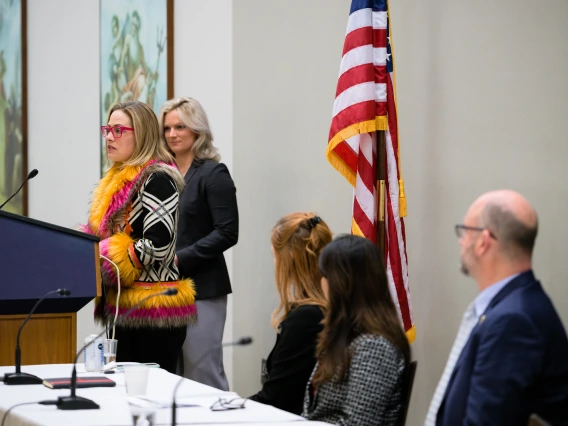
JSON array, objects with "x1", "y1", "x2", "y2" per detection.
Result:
[{"x1": 307, "y1": 216, "x2": 321, "y2": 230}]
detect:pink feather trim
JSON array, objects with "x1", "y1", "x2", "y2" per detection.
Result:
[
  {"x1": 105, "y1": 304, "x2": 197, "y2": 319},
  {"x1": 79, "y1": 224, "x2": 95, "y2": 235}
]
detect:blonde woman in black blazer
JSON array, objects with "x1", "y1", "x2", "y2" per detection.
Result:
[{"x1": 159, "y1": 97, "x2": 238, "y2": 389}]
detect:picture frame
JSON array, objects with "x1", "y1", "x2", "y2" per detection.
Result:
[
  {"x1": 99, "y1": 0, "x2": 174, "y2": 175},
  {"x1": 0, "y1": 0, "x2": 28, "y2": 215}
]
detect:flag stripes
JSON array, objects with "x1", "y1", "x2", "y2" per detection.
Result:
[{"x1": 326, "y1": 0, "x2": 415, "y2": 341}]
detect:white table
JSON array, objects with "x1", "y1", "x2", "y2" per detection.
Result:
[{"x1": 0, "y1": 364, "x2": 329, "y2": 426}]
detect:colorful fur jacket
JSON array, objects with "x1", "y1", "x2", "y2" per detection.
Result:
[{"x1": 81, "y1": 160, "x2": 196, "y2": 329}]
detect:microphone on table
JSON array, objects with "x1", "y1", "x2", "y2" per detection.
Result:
[
  {"x1": 0, "y1": 169, "x2": 38, "y2": 210},
  {"x1": 56, "y1": 288, "x2": 179, "y2": 411},
  {"x1": 171, "y1": 336, "x2": 254, "y2": 426},
  {"x1": 3, "y1": 288, "x2": 71, "y2": 385}
]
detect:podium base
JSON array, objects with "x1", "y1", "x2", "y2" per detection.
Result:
[
  {"x1": 3, "y1": 371, "x2": 43, "y2": 385},
  {"x1": 57, "y1": 395, "x2": 100, "y2": 410}
]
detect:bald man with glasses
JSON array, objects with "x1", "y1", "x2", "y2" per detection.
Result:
[{"x1": 425, "y1": 190, "x2": 568, "y2": 426}]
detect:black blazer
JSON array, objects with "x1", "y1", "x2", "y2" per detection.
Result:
[
  {"x1": 249, "y1": 304, "x2": 324, "y2": 415},
  {"x1": 176, "y1": 159, "x2": 238, "y2": 300}
]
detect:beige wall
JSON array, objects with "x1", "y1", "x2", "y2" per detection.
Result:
[
  {"x1": 391, "y1": 0, "x2": 568, "y2": 423},
  {"x1": 232, "y1": 0, "x2": 568, "y2": 424},
  {"x1": 232, "y1": 0, "x2": 353, "y2": 397},
  {"x1": 27, "y1": 0, "x2": 101, "y2": 348},
  {"x1": 24, "y1": 0, "x2": 568, "y2": 424}
]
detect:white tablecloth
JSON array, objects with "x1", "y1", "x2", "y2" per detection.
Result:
[{"x1": 0, "y1": 364, "x2": 329, "y2": 426}]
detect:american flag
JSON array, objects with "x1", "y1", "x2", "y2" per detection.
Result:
[{"x1": 327, "y1": 0, "x2": 414, "y2": 341}]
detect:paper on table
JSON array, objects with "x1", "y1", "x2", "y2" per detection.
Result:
[
  {"x1": 132, "y1": 392, "x2": 240, "y2": 408},
  {"x1": 127, "y1": 396, "x2": 200, "y2": 409},
  {"x1": 103, "y1": 361, "x2": 160, "y2": 372},
  {"x1": 151, "y1": 397, "x2": 304, "y2": 424}
]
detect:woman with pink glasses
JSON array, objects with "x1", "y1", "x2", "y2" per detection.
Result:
[{"x1": 81, "y1": 101, "x2": 196, "y2": 373}]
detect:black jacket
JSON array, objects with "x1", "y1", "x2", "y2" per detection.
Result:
[
  {"x1": 250, "y1": 304, "x2": 324, "y2": 415},
  {"x1": 176, "y1": 159, "x2": 239, "y2": 300}
]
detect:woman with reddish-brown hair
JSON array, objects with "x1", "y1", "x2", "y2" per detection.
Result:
[
  {"x1": 249, "y1": 212, "x2": 332, "y2": 414},
  {"x1": 302, "y1": 234, "x2": 411, "y2": 425}
]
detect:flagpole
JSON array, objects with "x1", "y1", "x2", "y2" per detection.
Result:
[{"x1": 376, "y1": 130, "x2": 386, "y2": 258}]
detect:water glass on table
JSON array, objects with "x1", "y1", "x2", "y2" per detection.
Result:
[
  {"x1": 124, "y1": 366, "x2": 149, "y2": 396},
  {"x1": 103, "y1": 338, "x2": 118, "y2": 365}
]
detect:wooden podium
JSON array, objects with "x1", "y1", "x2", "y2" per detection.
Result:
[{"x1": 0, "y1": 210, "x2": 100, "y2": 366}]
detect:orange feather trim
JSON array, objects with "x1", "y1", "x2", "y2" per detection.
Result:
[
  {"x1": 105, "y1": 278, "x2": 196, "y2": 309},
  {"x1": 89, "y1": 164, "x2": 143, "y2": 234},
  {"x1": 107, "y1": 232, "x2": 142, "y2": 285}
]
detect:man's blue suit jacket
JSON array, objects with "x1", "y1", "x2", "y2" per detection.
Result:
[{"x1": 437, "y1": 270, "x2": 568, "y2": 426}]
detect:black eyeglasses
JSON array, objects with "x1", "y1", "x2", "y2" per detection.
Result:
[
  {"x1": 210, "y1": 397, "x2": 247, "y2": 411},
  {"x1": 455, "y1": 224, "x2": 497, "y2": 240}
]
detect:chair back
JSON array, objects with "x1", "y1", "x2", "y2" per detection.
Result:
[
  {"x1": 398, "y1": 360, "x2": 417, "y2": 426},
  {"x1": 528, "y1": 414, "x2": 551, "y2": 426}
]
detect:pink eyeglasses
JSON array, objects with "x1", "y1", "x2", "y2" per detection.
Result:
[{"x1": 101, "y1": 125, "x2": 134, "y2": 138}]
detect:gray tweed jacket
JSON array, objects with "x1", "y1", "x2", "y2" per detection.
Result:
[{"x1": 302, "y1": 334, "x2": 406, "y2": 426}]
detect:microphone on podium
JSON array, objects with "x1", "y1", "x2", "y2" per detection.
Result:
[
  {"x1": 56, "y1": 288, "x2": 179, "y2": 411},
  {"x1": 3, "y1": 288, "x2": 71, "y2": 385},
  {"x1": 171, "y1": 336, "x2": 254, "y2": 426},
  {"x1": 0, "y1": 169, "x2": 38, "y2": 210}
]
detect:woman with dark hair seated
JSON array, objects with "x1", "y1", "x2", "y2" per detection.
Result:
[
  {"x1": 302, "y1": 234, "x2": 411, "y2": 425},
  {"x1": 249, "y1": 212, "x2": 332, "y2": 414}
]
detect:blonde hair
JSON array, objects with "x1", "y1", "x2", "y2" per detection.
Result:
[
  {"x1": 270, "y1": 212, "x2": 332, "y2": 329},
  {"x1": 108, "y1": 101, "x2": 175, "y2": 167},
  {"x1": 158, "y1": 97, "x2": 220, "y2": 162}
]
